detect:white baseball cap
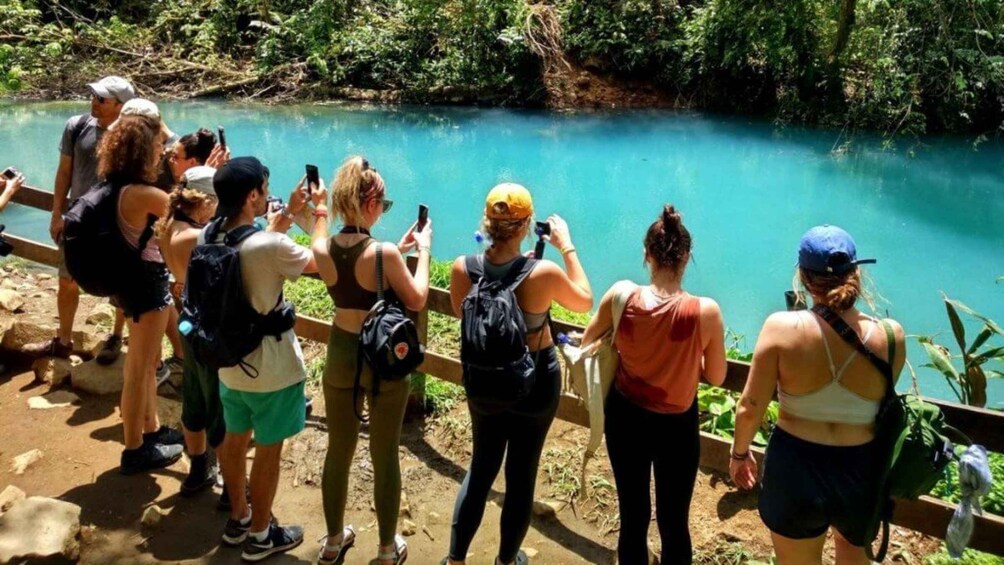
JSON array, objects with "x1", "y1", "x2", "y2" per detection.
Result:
[
  {"x1": 182, "y1": 166, "x2": 217, "y2": 196},
  {"x1": 109, "y1": 98, "x2": 175, "y2": 139},
  {"x1": 87, "y1": 76, "x2": 135, "y2": 104}
]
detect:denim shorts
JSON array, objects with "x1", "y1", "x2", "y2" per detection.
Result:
[{"x1": 110, "y1": 261, "x2": 172, "y2": 321}]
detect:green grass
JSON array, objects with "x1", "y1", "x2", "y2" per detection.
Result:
[{"x1": 924, "y1": 546, "x2": 1004, "y2": 565}]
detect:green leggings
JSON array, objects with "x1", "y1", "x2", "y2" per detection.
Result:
[{"x1": 322, "y1": 325, "x2": 410, "y2": 546}]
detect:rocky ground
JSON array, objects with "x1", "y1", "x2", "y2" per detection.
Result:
[{"x1": 0, "y1": 258, "x2": 945, "y2": 564}]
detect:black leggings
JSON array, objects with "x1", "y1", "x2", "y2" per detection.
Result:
[
  {"x1": 605, "y1": 387, "x2": 699, "y2": 565},
  {"x1": 449, "y1": 347, "x2": 560, "y2": 563}
]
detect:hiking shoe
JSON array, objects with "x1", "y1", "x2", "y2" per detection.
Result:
[
  {"x1": 155, "y1": 361, "x2": 171, "y2": 387},
  {"x1": 180, "y1": 453, "x2": 218, "y2": 497},
  {"x1": 144, "y1": 425, "x2": 184, "y2": 446},
  {"x1": 164, "y1": 355, "x2": 184, "y2": 373},
  {"x1": 22, "y1": 337, "x2": 72, "y2": 359},
  {"x1": 241, "y1": 523, "x2": 304, "y2": 562},
  {"x1": 120, "y1": 442, "x2": 183, "y2": 475},
  {"x1": 95, "y1": 334, "x2": 122, "y2": 366}
]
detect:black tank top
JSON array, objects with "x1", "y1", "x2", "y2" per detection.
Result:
[{"x1": 326, "y1": 236, "x2": 399, "y2": 310}]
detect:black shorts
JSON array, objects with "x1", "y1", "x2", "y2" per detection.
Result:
[
  {"x1": 111, "y1": 261, "x2": 172, "y2": 321},
  {"x1": 758, "y1": 426, "x2": 879, "y2": 546}
]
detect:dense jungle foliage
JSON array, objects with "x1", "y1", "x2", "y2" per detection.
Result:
[{"x1": 1, "y1": 0, "x2": 1002, "y2": 136}]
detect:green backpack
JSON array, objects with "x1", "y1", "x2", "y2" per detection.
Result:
[{"x1": 812, "y1": 305, "x2": 968, "y2": 562}]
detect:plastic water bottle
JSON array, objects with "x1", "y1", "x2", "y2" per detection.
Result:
[
  {"x1": 178, "y1": 320, "x2": 194, "y2": 336},
  {"x1": 556, "y1": 332, "x2": 570, "y2": 345},
  {"x1": 474, "y1": 231, "x2": 489, "y2": 251}
]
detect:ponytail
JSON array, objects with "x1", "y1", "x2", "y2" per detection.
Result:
[
  {"x1": 644, "y1": 204, "x2": 692, "y2": 272},
  {"x1": 330, "y1": 155, "x2": 384, "y2": 224}
]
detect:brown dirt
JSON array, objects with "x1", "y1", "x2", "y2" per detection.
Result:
[{"x1": 542, "y1": 59, "x2": 678, "y2": 110}]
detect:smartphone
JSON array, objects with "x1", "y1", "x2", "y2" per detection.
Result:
[
  {"x1": 535, "y1": 221, "x2": 551, "y2": 237},
  {"x1": 1, "y1": 167, "x2": 18, "y2": 180},
  {"x1": 217, "y1": 126, "x2": 227, "y2": 149},
  {"x1": 266, "y1": 195, "x2": 285, "y2": 215},
  {"x1": 305, "y1": 164, "x2": 319, "y2": 189},
  {"x1": 416, "y1": 204, "x2": 429, "y2": 232}
]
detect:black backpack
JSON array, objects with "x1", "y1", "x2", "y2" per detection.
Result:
[
  {"x1": 354, "y1": 244, "x2": 425, "y2": 421},
  {"x1": 62, "y1": 180, "x2": 155, "y2": 297},
  {"x1": 180, "y1": 218, "x2": 297, "y2": 376},
  {"x1": 460, "y1": 255, "x2": 539, "y2": 406}
]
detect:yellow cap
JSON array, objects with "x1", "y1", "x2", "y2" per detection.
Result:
[{"x1": 485, "y1": 183, "x2": 533, "y2": 220}]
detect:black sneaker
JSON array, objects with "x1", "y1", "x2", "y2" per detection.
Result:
[
  {"x1": 180, "y1": 454, "x2": 218, "y2": 497},
  {"x1": 241, "y1": 523, "x2": 304, "y2": 562},
  {"x1": 144, "y1": 425, "x2": 184, "y2": 446},
  {"x1": 120, "y1": 442, "x2": 183, "y2": 475},
  {"x1": 95, "y1": 334, "x2": 122, "y2": 366},
  {"x1": 222, "y1": 514, "x2": 253, "y2": 546}
]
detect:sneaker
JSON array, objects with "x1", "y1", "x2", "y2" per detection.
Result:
[
  {"x1": 22, "y1": 336, "x2": 72, "y2": 359},
  {"x1": 164, "y1": 355, "x2": 184, "y2": 372},
  {"x1": 180, "y1": 453, "x2": 218, "y2": 497},
  {"x1": 95, "y1": 334, "x2": 122, "y2": 366},
  {"x1": 120, "y1": 442, "x2": 183, "y2": 475},
  {"x1": 144, "y1": 425, "x2": 184, "y2": 446},
  {"x1": 155, "y1": 361, "x2": 171, "y2": 387},
  {"x1": 241, "y1": 523, "x2": 304, "y2": 562},
  {"x1": 222, "y1": 514, "x2": 253, "y2": 546}
]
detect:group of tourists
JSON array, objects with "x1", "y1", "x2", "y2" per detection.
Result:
[{"x1": 4, "y1": 74, "x2": 909, "y2": 565}]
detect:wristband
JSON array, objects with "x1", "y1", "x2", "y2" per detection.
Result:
[
  {"x1": 560, "y1": 245, "x2": 576, "y2": 255},
  {"x1": 730, "y1": 449, "x2": 749, "y2": 461},
  {"x1": 312, "y1": 207, "x2": 329, "y2": 218}
]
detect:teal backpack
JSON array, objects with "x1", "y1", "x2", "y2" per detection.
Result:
[{"x1": 812, "y1": 305, "x2": 968, "y2": 562}]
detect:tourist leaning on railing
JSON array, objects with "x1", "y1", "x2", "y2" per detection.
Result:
[
  {"x1": 443, "y1": 183, "x2": 592, "y2": 565},
  {"x1": 312, "y1": 155, "x2": 432, "y2": 565},
  {"x1": 581, "y1": 204, "x2": 726, "y2": 565},
  {"x1": 730, "y1": 225, "x2": 905, "y2": 564}
]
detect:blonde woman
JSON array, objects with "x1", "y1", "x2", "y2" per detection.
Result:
[{"x1": 311, "y1": 156, "x2": 432, "y2": 565}]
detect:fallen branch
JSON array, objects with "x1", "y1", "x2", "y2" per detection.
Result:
[{"x1": 189, "y1": 76, "x2": 261, "y2": 98}]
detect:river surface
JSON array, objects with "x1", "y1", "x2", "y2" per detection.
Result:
[{"x1": 1, "y1": 101, "x2": 1001, "y2": 406}]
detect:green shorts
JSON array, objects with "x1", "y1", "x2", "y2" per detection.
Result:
[
  {"x1": 180, "y1": 336, "x2": 226, "y2": 449},
  {"x1": 219, "y1": 380, "x2": 306, "y2": 446}
]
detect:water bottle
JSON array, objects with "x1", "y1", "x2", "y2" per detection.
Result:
[
  {"x1": 556, "y1": 332, "x2": 570, "y2": 345},
  {"x1": 474, "y1": 231, "x2": 489, "y2": 251},
  {"x1": 178, "y1": 319, "x2": 194, "y2": 336}
]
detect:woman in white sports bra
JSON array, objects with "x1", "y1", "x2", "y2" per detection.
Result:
[{"x1": 730, "y1": 225, "x2": 905, "y2": 565}]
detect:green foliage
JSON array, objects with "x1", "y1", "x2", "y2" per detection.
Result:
[
  {"x1": 560, "y1": 0, "x2": 1004, "y2": 135},
  {"x1": 930, "y1": 450, "x2": 1004, "y2": 516},
  {"x1": 924, "y1": 545, "x2": 1004, "y2": 565},
  {"x1": 697, "y1": 385, "x2": 776, "y2": 447},
  {"x1": 918, "y1": 293, "x2": 1004, "y2": 407}
]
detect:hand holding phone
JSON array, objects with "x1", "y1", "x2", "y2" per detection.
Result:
[
  {"x1": 217, "y1": 126, "x2": 227, "y2": 149},
  {"x1": 417, "y1": 204, "x2": 429, "y2": 232},
  {"x1": 1, "y1": 167, "x2": 18, "y2": 180}
]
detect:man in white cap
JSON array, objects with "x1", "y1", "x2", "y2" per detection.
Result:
[{"x1": 24, "y1": 76, "x2": 135, "y2": 361}]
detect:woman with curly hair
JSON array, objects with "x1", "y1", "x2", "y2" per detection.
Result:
[{"x1": 99, "y1": 105, "x2": 184, "y2": 474}]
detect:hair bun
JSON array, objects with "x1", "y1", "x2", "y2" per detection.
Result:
[{"x1": 662, "y1": 205, "x2": 683, "y2": 231}]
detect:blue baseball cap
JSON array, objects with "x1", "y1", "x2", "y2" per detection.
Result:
[{"x1": 798, "y1": 225, "x2": 876, "y2": 274}]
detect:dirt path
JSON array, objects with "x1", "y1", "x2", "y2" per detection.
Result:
[{"x1": 0, "y1": 362, "x2": 944, "y2": 565}]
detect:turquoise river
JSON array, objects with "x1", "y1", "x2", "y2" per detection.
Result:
[{"x1": 0, "y1": 101, "x2": 1001, "y2": 406}]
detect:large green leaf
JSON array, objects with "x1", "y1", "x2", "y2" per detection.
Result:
[
  {"x1": 944, "y1": 298, "x2": 968, "y2": 356},
  {"x1": 921, "y1": 341, "x2": 960, "y2": 381},
  {"x1": 972, "y1": 346, "x2": 1004, "y2": 365},
  {"x1": 946, "y1": 298, "x2": 1004, "y2": 336},
  {"x1": 968, "y1": 326, "x2": 994, "y2": 355}
]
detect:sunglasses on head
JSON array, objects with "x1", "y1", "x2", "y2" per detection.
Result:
[{"x1": 361, "y1": 158, "x2": 376, "y2": 172}]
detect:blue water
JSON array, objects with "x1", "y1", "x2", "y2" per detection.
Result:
[{"x1": 1, "y1": 100, "x2": 1002, "y2": 406}]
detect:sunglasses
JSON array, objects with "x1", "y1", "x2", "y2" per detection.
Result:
[
  {"x1": 92, "y1": 94, "x2": 107, "y2": 104},
  {"x1": 381, "y1": 198, "x2": 394, "y2": 213}
]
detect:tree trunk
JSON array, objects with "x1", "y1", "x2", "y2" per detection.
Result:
[{"x1": 828, "y1": 0, "x2": 857, "y2": 74}]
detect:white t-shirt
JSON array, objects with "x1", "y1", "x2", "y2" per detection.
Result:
[{"x1": 212, "y1": 230, "x2": 311, "y2": 393}]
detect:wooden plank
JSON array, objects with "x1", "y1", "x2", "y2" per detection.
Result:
[
  {"x1": 9, "y1": 184, "x2": 54, "y2": 211},
  {"x1": 5, "y1": 234, "x2": 59, "y2": 267}
]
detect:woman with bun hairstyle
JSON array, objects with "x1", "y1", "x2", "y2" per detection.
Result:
[
  {"x1": 581, "y1": 204, "x2": 727, "y2": 565},
  {"x1": 730, "y1": 225, "x2": 905, "y2": 565},
  {"x1": 312, "y1": 156, "x2": 432, "y2": 565},
  {"x1": 443, "y1": 183, "x2": 593, "y2": 565},
  {"x1": 101, "y1": 111, "x2": 185, "y2": 474}
]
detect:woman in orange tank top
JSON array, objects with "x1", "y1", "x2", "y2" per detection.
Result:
[{"x1": 583, "y1": 205, "x2": 727, "y2": 565}]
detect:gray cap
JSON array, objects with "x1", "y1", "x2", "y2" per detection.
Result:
[
  {"x1": 87, "y1": 76, "x2": 135, "y2": 104},
  {"x1": 182, "y1": 166, "x2": 217, "y2": 196}
]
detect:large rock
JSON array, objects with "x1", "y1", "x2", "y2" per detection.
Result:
[
  {"x1": 0, "y1": 497, "x2": 81, "y2": 562},
  {"x1": 0, "y1": 486, "x2": 25, "y2": 514},
  {"x1": 32, "y1": 356, "x2": 80, "y2": 387},
  {"x1": 157, "y1": 397, "x2": 182, "y2": 428},
  {"x1": 85, "y1": 303, "x2": 116, "y2": 326},
  {"x1": 71, "y1": 357, "x2": 124, "y2": 395},
  {"x1": 0, "y1": 319, "x2": 102, "y2": 356},
  {"x1": 10, "y1": 450, "x2": 43, "y2": 475},
  {"x1": 0, "y1": 289, "x2": 24, "y2": 312}
]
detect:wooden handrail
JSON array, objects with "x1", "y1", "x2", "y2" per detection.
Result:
[{"x1": 6, "y1": 187, "x2": 1004, "y2": 554}]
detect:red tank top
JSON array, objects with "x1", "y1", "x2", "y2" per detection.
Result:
[{"x1": 614, "y1": 289, "x2": 703, "y2": 414}]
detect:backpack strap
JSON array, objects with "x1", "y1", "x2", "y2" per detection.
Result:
[
  {"x1": 500, "y1": 256, "x2": 535, "y2": 289},
  {"x1": 375, "y1": 243, "x2": 385, "y2": 302},
  {"x1": 223, "y1": 224, "x2": 261, "y2": 247},
  {"x1": 70, "y1": 115, "x2": 89, "y2": 148},
  {"x1": 810, "y1": 304, "x2": 893, "y2": 382},
  {"x1": 464, "y1": 254, "x2": 484, "y2": 283}
]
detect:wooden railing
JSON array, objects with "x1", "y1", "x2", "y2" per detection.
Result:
[{"x1": 7, "y1": 185, "x2": 1004, "y2": 555}]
